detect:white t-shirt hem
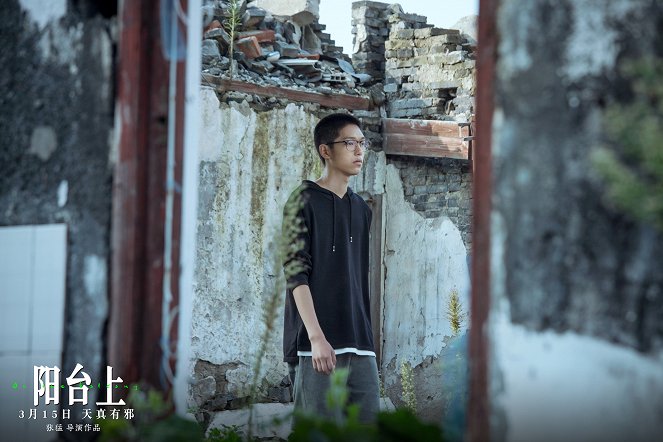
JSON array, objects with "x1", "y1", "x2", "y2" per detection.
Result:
[{"x1": 297, "y1": 347, "x2": 376, "y2": 357}]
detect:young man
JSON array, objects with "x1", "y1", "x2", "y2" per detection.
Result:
[{"x1": 282, "y1": 113, "x2": 379, "y2": 423}]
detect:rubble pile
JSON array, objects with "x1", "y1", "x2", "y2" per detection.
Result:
[{"x1": 201, "y1": 0, "x2": 371, "y2": 95}]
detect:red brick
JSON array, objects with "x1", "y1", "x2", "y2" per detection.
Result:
[
  {"x1": 236, "y1": 30, "x2": 276, "y2": 43},
  {"x1": 204, "y1": 19, "x2": 222, "y2": 34},
  {"x1": 295, "y1": 53, "x2": 320, "y2": 60},
  {"x1": 235, "y1": 36, "x2": 261, "y2": 59}
]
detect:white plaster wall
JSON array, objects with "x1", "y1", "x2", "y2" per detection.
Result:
[
  {"x1": 381, "y1": 164, "x2": 470, "y2": 380},
  {"x1": 193, "y1": 89, "x2": 321, "y2": 394},
  {"x1": 491, "y1": 1, "x2": 663, "y2": 438},
  {"x1": 490, "y1": 204, "x2": 663, "y2": 442}
]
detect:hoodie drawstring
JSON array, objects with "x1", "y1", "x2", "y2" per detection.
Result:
[
  {"x1": 332, "y1": 197, "x2": 336, "y2": 252},
  {"x1": 349, "y1": 196, "x2": 353, "y2": 244},
  {"x1": 331, "y1": 191, "x2": 353, "y2": 253}
]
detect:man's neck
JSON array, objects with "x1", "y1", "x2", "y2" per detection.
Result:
[{"x1": 316, "y1": 170, "x2": 350, "y2": 199}]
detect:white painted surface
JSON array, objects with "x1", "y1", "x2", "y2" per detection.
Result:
[
  {"x1": 19, "y1": 0, "x2": 66, "y2": 29},
  {"x1": 57, "y1": 180, "x2": 68, "y2": 207},
  {"x1": 381, "y1": 165, "x2": 470, "y2": 374},
  {"x1": 0, "y1": 226, "x2": 32, "y2": 352},
  {"x1": 562, "y1": 1, "x2": 638, "y2": 81},
  {"x1": 174, "y1": 0, "x2": 203, "y2": 418},
  {"x1": 194, "y1": 96, "x2": 320, "y2": 391},
  {"x1": 491, "y1": 300, "x2": 663, "y2": 442},
  {"x1": 0, "y1": 224, "x2": 67, "y2": 441}
]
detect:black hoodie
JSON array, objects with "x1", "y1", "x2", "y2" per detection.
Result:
[{"x1": 282, "y1": 180, "x2": 374, "y2": 363}]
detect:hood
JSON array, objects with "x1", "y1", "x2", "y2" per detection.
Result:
[{"x1": 302, "y1": 180, "x2": 354, "y2": 253}]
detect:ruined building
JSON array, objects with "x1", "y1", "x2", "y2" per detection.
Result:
[{"x1": 192, "y1": 0, "x2": 477, "y2": 432}]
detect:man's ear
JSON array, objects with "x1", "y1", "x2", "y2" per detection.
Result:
[{"x1": 318, "y1": 144, "x2": 331, "y2": 161}]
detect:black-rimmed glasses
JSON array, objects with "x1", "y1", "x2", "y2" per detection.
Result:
[{"x1": 327, "y1": 139, "x2": 371, "y2": 151}]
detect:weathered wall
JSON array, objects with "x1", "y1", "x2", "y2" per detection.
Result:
[
  {"x1": 0, "y1": 0, "x2": 115, "y2": 425},
  {"x1": 351, "y1": 1, "x2": 475, "y2": 424},
  {"x1": 352, "y1": 152, "x2": 471, "y2": 424},
  {"x1": 192, "y1": 89, "x2": 323, "y2": 419},
  {"x1": 491, "y1": 1, "x2": 663, "y2": 441},
  {"x1": 193, "y1": 86, "x2": 472, "y2": 425}
]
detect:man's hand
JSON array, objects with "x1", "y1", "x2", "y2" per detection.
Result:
[{"x1": 310, "y1": 335, "x2": 336, "y2": 375}]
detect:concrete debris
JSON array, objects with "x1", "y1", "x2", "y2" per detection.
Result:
[
  {"x1": 202, "y1": 0, "x2": 475, "y2": 107},
  {"x1": 203, "y1": 0, "x2": 363, "y2": 95}
]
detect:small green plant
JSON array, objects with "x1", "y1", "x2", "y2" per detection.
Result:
[
  {"x1": 245, "y1": 186, "x2": 306, "y2": 439},
  {"x1": 97, "y1": 389, "x2": 204, "y2": 442},
  {"x1": 290, "y1": 367, "x2": 445, "y2": 442},
  {"x1": 205, "y1": 425, "x2": 244, "y2": 442},
  {"x1": 223, "y1": 0, "x2": 242, "y2": 79},
  {"x1": 378, "y1": 370, "x2": 386, "y2": 398},
  {"x1": 399, "y1": 360, "x2": 417, "y2": 413},
  {"x1": 591, "y1": 57, "x2": 663, "y2": 231},
  {"x1": 446, "y1": 287, "x2": 466, "y2": 336}
]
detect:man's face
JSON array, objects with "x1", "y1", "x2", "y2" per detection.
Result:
[{"x1": 322, "y1": 124, "x2": 366, "y2": 177}]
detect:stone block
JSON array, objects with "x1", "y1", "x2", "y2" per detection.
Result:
[
  {"x1": 353, "y1": 52, "x2": 385, "y2": 62},
  {"x1": 385, "y1": 39, "x2": 414, "y2": 50},
  {"x1": 363, "y1": 17, "x2": 384, "y2": 28},
  {"x1": 242, "y1": 7, "x2": 266, "y2": 28},
  {"x1": 429, "y1": 80, "x2": 460, "y2": 89},
  {"x1": 428, "y1": 33, "x2": 463, "y2": 45},
  {"x1": 390, "y1": 108, "x2": 422, "y2": 118},
  {"x1": 401, "y1": 82, "x2": 422, "y2": 92},
  {"x1": 414, "y1": 27, "x2": 460, "y2": 38},
  {"x1": 428, "y1": 184, "x2": 448, "y2": 193},
  {"x1": 202, "y1": 39, "x2": 221, "y2": 64},
  {"x1": 274, "y1": 41, "x2": 300, "y2": 57},
  {"x1": 255, "y1": 0, "x2": 319, "y2": 25},
  {"x1": 394, "y1": 29, "x2": 414, "y2": 39},
  {"x1": 414, "y1": 185, "x2": 428, "y2": 195},
  {"x1": 449, "y1": 182, "x2": 462, "y2": 192},
  {"x1": 428, "y1": 44, "x2": 458, "y2": 55},
  {"x1": 236, "y1": 36, "x2": 261, "y2": 59},
  {"x1": 383, "y1": 83, "x2": 398, "y2": 93},
  {"x1": 396, "y1": 48, "x2": 413, "y2": 58},
  {"x1": 205, "y1": 27, "x2": 231, "y2": 48},
  {"x1": 430, "y1": 51, "x2": 465, "y2": 65}
]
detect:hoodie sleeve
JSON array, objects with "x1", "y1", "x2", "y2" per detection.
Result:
[{"x1": 282, "y1": 190, "x2": 312, "y2": 290}]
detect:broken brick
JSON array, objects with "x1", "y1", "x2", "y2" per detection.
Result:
[
  {"x1": 295, "y1": 53, "x2": 320, "y2": 60},
  {"x1": 235, "y1": 36, "x2": 261, "y2": 60},
  {"x1": 204, "y1": 19, "x2": 222, "y2": 34},
  {"x1": 237, "y1": 30, "x2": 276, "y2": 43}
]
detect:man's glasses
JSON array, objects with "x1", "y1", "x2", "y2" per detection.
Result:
[{"x1": 327, "y1": 139, "x2": 371, "y2": 151}]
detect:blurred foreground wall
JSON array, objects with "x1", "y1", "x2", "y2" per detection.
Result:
[{"x1": 490, "y1": 1, "x2": 663, "y2": 441}]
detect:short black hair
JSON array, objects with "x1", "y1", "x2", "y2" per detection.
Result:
[{"x1": 313, "y1": 113, "x2": 362, "y2": 165}]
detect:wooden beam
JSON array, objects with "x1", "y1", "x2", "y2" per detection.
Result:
[
  {"x1": 468, "y1": 0, "x2": 497, "y2": 440},
  {"x1": 201, "y1": 74, "x2": 371, "y2": 110},
  {"x1": 382, "y1": 118, "x2": 470, "y2": 159},
  {"x1": 365, "y1": 194, "x2": 384, "y2": 367}
]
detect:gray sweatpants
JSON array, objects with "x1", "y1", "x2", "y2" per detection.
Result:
[{"x1": 293, "y1": 353, "x2": 379, "y2": 424}]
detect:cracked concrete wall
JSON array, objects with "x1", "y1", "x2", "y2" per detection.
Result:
[
  {"x1": 352, "y1": 154, "x2": 470, "y2": 423},
  {"x1": 491, "y1": 1, "x2": 663, "y2": 441},
  {"x1": 195, "y1": 89, "x2": 472, "y2": 424},
  {"x1": 193, "y1": 89, "x2": 322, "y2": 414}
]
